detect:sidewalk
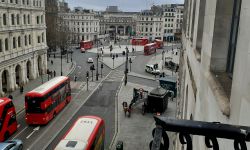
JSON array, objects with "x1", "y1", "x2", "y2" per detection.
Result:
[
  {"x1": 111, "y1": 82, "x2": 176, "y2": 150},
  {"x1": 10, "y1": 57, "x2": 75, "y2": 114}
]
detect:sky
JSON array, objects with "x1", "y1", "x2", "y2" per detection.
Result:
[{"x1": 64, "y1": 0, "x2": 184, "y2": 12}]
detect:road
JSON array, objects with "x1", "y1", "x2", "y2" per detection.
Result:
[
  {"x1": 9, "y1": 49, "x2": 113, "y2": 150},
  {"x1": 46, "y1": 70, "x2": 124, "y2": 149}
]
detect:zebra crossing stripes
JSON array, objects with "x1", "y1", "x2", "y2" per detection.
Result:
[{"x1": 105, "y1": 70, "x2": 124, "y2": 82}]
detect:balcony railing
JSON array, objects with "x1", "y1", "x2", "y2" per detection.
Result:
[{"x1": 150, "y1": 116, "x2": 250, "y2": 150}]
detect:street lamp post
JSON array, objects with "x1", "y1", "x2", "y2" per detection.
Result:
[
  {"x1": 129, "y1": 57, "x2": 132, "y2": 72},
  {"x1": 101, "y1": 63, "x2": 103, "y2": 78},
  {"x1": 96, "y1": 38, "x2": 99, "y2": 81},
  {"x1": 86, "y1": 71, "x2": 89, "y2": 91},
  {"x1": 124, "y1": 47, "x2": 129, "y2": 86},
  {"x1": 61, "y1": 48, "x2": 63, "y2": 76}
]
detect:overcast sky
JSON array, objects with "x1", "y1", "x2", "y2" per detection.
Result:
[{"x1": 64, "y1": 0, "x2": 184, "y2": 12}]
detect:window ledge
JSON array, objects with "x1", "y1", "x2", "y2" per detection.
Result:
[{"x1": 205, "y1": 71, "x2": 230, "y2": 117}]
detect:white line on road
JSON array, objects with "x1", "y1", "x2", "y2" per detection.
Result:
[
  {"x1": 26, "y1": 126, "x2": 40, "y2": 139},
  {"x1": 11, "y1": 126, "x2": 28, "y2": 140}
]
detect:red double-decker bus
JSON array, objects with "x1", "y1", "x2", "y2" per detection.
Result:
[
  {"x1": 80, "y1": 40, "x2": 93, "y2": 52},
  {"x1": 131, "y1": 38, "x2": 149, "y2": 46},
  {"x1": 154, "y1": 39, "x2": 164, "y2": 49},
  {"x1": 144, "y1": 43, "x2": 157, "y2": 55},
  {"x1": 25, "y1": 76, "x2": 71, "y2": 125},
  {"x1": 55, "y1": 116, "x2": 105, "y2": 150},
  {"x1": 0, "y1": 98, "x2": 17, "y2": 141}
]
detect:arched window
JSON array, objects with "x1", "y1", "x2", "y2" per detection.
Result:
[
  {"x1": 18, "y1": 36, "x2": 21, "y2": 47},
  {"x1": 13, "y1": 37, "x2": 16, "y2": 49},
  {"x1": 5, "y1": 38, "x2": 8, "y2": 51},
  {"x1": 22, "y1": 0, "x2": 25, "y2": 5}
]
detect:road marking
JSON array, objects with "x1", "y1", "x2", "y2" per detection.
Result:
[
  {"x1": 38, "y1": 70, "x2": 113, "y2": 150},
  {"x1": 11, "y1": 126, "x2": 28, "y2": 140},
  {"x1": 26, "y1": 126, "x2": 40, "y2": 139}
]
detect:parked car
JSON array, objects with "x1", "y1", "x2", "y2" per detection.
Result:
[
  {"x1": 87, "y1": 58, "x2": 94, "y2": 63},
  {"x1": 0, "y1": 139, "x2": 23, "y2": 150},
  {"x1": 145, "y1": 64, "x2": 161, "y2": 75}
]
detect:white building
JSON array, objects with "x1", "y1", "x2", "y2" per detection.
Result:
[
  {"x1": 178, "y1": 0, "x2": 250, "y2": 149},
  {"x1": 0, "y1": 0, "x2": 47, "y2": 96},
  {"x1": 136, "y1": 10, "x2": 163, "y2": 40},
  {"x1": 162, "y1": 4, "x2": 184, "y2": 41},
  {"x1": 59, "y1": 10, "x2": 99, "y2": 44}
]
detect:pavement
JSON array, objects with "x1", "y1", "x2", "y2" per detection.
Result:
[
  {"x1": 110, "y1": 82, "x2": 177, "y2": 150},
  {"x1": 9, "y1": 57, "x2": 76, "y2": 114}
]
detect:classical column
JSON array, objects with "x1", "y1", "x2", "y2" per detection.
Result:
[
  {"x1": 116, "y1": 26, "x2": 118, "y2": 34},
  {"x1": 21, "y1": 61, "x2": 27, "y2": 84},
  {"x1": 124, "y1": 27, "x2": 126, "y2": 35},
  {"x1": 9, "y1": 66, "x2": 15, "y2": 91}
]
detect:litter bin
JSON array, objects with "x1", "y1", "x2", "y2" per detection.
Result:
[{"x1": 116, "y1": 141, "x2": 123, "y2": 150}]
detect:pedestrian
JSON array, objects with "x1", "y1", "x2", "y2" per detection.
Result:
[
  {"x1": 74, "y1": 75, "x2": 77, "y2": 82},
  {"x1": 116, "y1": 53, "x2": 118, "y2": 58},
  {"x1": 8, "y1": 95, "x2": 13, "y2": 100},
  {"x1": 53, "y1": 70, "x2": 56, "y2": 77},
  {"x1": 51, "y1": 60, "x2": 53, "y2": 65},
  {"x1": 54, "y1": 54, "x2": 56, "y2": 58},
  {"x1": 175, "y1": 65, "x2": 179, "y2": 73},
  {"x1": 20, "y1": 85, "x2": 24, "y2": 93}
]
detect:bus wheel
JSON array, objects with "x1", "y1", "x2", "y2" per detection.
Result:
[{"x1": 4, "y1": 132, "x2": 9, "y2": 140}]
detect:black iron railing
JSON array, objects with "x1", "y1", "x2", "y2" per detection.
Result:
[{"x1": 150, "y1": 116, "x2": 250, "y2": 150}]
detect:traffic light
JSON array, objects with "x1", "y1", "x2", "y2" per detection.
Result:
[
  {"x1": 129, "y1": 58, "x2": 132, "y2": 63},
  {"x1": 101, "y1": 64, "x2": 104, "y2": 69},
  {"x1": 90, "y1": 65, "x2": 95, "y2": 70},
  {"x1": 86, "y1": 71, "x2": 89, "y2": 78},
  {"x1": 122, "y1": 51, "x2": 125, "y2": 56}
]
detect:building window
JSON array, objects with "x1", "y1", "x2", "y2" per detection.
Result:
[
  {"x1": 29, "y1": 34, "x2": 31, "y2": 44},
  {"x1": 0, "y1": 39, "x2": 2, "y2": 52},
  {"x1": 10, "y1": 0, "x2": 13, "y2": 3},
  {"x1": 41, "y1": 15, "x2": 43, "y2": 23},
  {"x1": 17, "y1": 14, "x2": 20, "y2": 25},
  {"x1": 22, "y1": 0, "x2": 25, "y2": 4},
  {"x1": 227, "y1": 0, "x2": 242, "y2": 76},
  {"x1": 5, "y1": 38, "x2": 8, "y2": 50},
  {"x1": 11, "y1": 14, "x2": 15, "y2": 25},
  {"x1": 28, "y1": 15, "x2": 30, "y2": 24},
  {"x1": 42, "y1": 33, "x2": 44, "y2": 42},
  {"x1": 37, "y1": 16, "x2": 39, "y2": 24},
  {"x1": 3, "y1": 14, "x2": 7, "y2": 25},
  {"x1": 15, "y1": 0, "x2": 18, "y2": 4},
  {"x1": 24, "y1": 35, "x2": 27, "y2": 46},
  {"x1": 18, "y1": 36, "x2": 21, "y2": 47},
  {"x1": 13, "y1": 37, "x2": 16, "y2": 49},
  {"x1": 37, "y1": 36, "x2": 40, "y2": 43},
  {"x1": 23, "y1": 14, "x2": 26, "y2": 24}
]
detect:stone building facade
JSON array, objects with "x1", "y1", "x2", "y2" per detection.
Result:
[
  {"x1": 162, "y1": 4, "x2": 184, "y2": 41},
  {"x1": 98, "y1": 12, "x2": 137, "y2": 38},
  {"x1": 59, "y1": 10, "x2": 99, "y2": 43},
  {"x1": 0, "y1": 0, "x2": 47, "y2": 96},
  {"x1": 136, "y1": 10, "x2": 163, "y2": 40},
  {"x1": 178, "y1": 0, "x2": 250, "y2": 149}
]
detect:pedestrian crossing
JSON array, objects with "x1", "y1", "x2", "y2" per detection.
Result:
[{"x1": 105, "y1": 69, "x2": 124, "y2": 82}]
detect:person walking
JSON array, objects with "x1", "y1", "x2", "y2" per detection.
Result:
[
  {"x1": 53, "y1": 70, "x2": 56, "y2": 77},
  {"x1": 20, "y1": 85, "x2": 24, "y2": 93}
]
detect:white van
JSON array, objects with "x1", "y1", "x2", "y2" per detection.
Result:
[{"x1": 145, "y1": 64, "x2": 161, "y2": 75}]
